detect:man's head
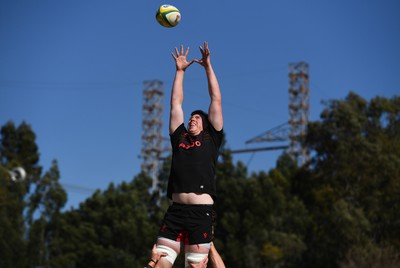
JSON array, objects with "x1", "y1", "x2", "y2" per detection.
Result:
[{"x1": 188, "y1": 110, "x2": 209, "y2": 135}]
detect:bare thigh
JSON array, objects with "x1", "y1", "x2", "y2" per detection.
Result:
[{"x1": 156, "y1": 237, "x2": 181, "y2": 268}]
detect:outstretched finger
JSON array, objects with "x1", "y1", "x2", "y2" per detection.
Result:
[
  {"x1": 180, "y1": 44, "x2": 184, "y2": 55},
  {"x1": 185, "y1": 46, "x2": 190, "y2": 57},
  {"x1": 199, "y1": 45, "x2": 204, "y2": 54},
  {"x1": 204, "y1": 42, "x2": 210, "y2": 54},
  {"x1": 174, "y1": 47, "x2": 179, "y2": 56}
]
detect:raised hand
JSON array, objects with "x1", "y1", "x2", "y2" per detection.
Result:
[
  {"x1": 171, "y1": 44, "x2": 195, "y2": 71},
  {"x1": 194, "y1": 41, "x2": 211, "y2": 68}
]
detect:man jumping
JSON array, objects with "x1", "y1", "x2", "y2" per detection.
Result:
[{"x1": 155, "y1": 41, "x2": 223, "y2": 268}]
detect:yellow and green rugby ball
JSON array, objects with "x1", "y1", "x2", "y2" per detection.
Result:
[{"x1": 156, "y1": 4, "x2": 181, "y2": 28}]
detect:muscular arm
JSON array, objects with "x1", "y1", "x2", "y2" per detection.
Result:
[
  {"x1": 209, "y1": 242, "x2": 226, "y2": 268},
  {"x1": 196, "y1": 42, "x2": 223, "y2": 131},
  {"x1": 169, "y1": 69, "x2": 184, "y2": 134},
  {"x1": 206, "y1": 64, "x2": 223, "y2": 131},
  {"x1": 169, "y1": 45, "x2": 195, "y2": 134}
]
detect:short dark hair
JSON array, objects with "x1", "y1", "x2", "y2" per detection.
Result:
[{"x1": 191, "y1": 110, "x2": 209, "y2": 130}]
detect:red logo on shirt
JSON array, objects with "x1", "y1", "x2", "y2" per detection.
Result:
[{"x1": 179, "y1": 140, "x2": 202, "y2": 150}]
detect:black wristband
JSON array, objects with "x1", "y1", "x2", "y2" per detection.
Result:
[{"x1": 145, "y1": 259, "x2": 156, "y2": 268}]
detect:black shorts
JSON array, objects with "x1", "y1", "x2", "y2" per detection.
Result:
[{"x1": 158, "y1": 202, "x2": 215, "y2": 245}]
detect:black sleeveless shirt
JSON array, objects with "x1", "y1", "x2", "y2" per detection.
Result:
[{"x1": 167, "y1": 123, "x2": 223, "y2": 200}]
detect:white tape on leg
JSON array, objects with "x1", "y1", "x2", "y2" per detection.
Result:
[
  {"x1": 185, "y1": 253, "x2": 208, "y2": 267},
  {"x1": 156, "y1": 244, "x2": 178, "y2": 265}
]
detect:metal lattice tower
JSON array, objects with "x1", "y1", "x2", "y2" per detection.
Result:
[
  {"x1": 288, "y1": 62, "x2": 310, "y2": 165},
  {"x1": 231, "y1": 62, "x2": 310, "y2": 166},
  {"x1": 141, "y1": 80, "x2": 164, "y2": 190},
  {"x1": 245, "y1": 122, "x2": 290, "y2": 144}
]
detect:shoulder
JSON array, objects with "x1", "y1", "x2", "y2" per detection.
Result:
[
  {"x1": 205, "y1": 125, "x2": 223, "y2": 146},
  {"x1": 207, "y1": 124, "x2": 223, "y2": 136},
  {"x1": 170, "y1": 123, "x2": 187, "y2": 142}
]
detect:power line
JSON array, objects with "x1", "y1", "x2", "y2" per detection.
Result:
[
  {"x1": 0, "y1": 65, "x2": 287, "y2": 90},
  {"x1": 0, "y1": 80, "x2": 142, "y2": 91},
  {"x1": 230, "y1": 145, "x2": 289, "y2": 154},
  {"x1": 61, "y1": 183, "x2": 96, "y2": 195}
]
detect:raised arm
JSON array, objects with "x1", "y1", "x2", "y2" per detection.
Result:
[
  {"x1": 195, "y1": 42, "x2": 223, "y2": 131},
  {"x1": 169, "y1": 45, "x2": 195, "y2": 134},
  {"x1": 209, "y1": 242, "x2": 226, "y2": 268},
  {"x1": 188, "y1": 242, "x2": 225, "y2": 268}
]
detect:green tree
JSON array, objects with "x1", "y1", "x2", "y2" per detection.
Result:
[
  {"x1": 50, "y1": 172, "x2": 166, "y2": 268},
  {"x1": 26, "y1": 159, "x2": 67, "y2": 267},
  {"x1": 0, "y1": 121, "x2": 68, "y2": 268},
  {"x1": 214, "y1": 148, "x2": 248, "y2": 267},
  {"x1": 3, "y1": 92, "x2": 398, "y2": 268},
  {"x1": 298, "y1": 93, "x2": 400, "y2": 267},
  {"x1": 215, "y1": 150, "x2": 309, "y2": 268},
  {"x1": 340, "y1": 242, "x2": 400, "y2": 268},
  {"x1": 0, "y1": 121, "x2": 41, "y2": 268}
]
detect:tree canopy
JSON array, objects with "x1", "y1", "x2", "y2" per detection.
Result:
[{"x1": 1, "y1": 92, "x2": 399, "y2": 267}]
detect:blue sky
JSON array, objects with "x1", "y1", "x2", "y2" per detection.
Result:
[{"x1": 1, "y1": 0, "x2": 399, "y2": 210}]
